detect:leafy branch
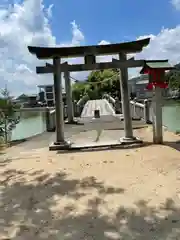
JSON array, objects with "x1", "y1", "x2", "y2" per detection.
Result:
[{"x1": 0, "y1": 87, "x2": 20, "y2": 145}]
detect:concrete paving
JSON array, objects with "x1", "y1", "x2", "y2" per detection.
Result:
[
  {"x1": 11, "y1": 99, "x2": 146, "y2": 150},
  {"x1": 2, "y1": 127, "x2": 180, "y2": 240}
]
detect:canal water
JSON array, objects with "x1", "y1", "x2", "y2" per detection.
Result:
[
  {"x1": 11, "y1": 111, "x2": 46, "y2": 141},
  {"x1": 10, "y1": 101, "x2": 180, "y2": 141},
  {"x1": 162, "y1": 100, "x2": 180, "y2": 133}
]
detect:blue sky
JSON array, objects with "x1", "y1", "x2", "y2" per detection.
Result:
[
  {"x1": 1, "y1": 0, "x2": 180, "y2": 96},
  {"x1": 47, "y1": 0, "x2": 179, "y2": 44}
]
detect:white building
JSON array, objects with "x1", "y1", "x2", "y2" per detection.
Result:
[
  {"x1": 128, "y1": 74, "x2": 153, "y2": 99},
  {"x1": 38, "y1": 85, "x2": 66, "y2": 107}
]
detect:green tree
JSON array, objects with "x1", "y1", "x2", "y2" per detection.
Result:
[
  {"x1": 72, "y1": 69, "x2": 120, "y2": 101},
  {"x1": 0, "y1": 87, "x2": 20, "y2": 144},
  {"x1": 166, "y1": 70, "x2": 180, "y2": 91},
  {"x1": 72, "y1": 81, "x2": 89, "y2": 101}
]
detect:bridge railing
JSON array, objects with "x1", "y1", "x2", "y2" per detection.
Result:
[
  {"x1": 103, "y1": 94, "x2": 122, "y2": 113},
  {"x1": 76, "y1": 95, "x2": 90, "y2": 117},
  {"x1": 103, "y1": 94, "x2": 115, "y2": 107},
  {"x1": 103, "y1": 94, "x2": 152, "y2": 123},
  {"x1": 130, "y1": 99, "x2": 152, "y2": 124}
]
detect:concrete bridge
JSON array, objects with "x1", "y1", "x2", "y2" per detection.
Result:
[
  {"x1": 81, "y1": 99, "x2": 115, "y2": 118},
  {"x1": 79, "y1": 98, "x2": 145, "y2": 128}
]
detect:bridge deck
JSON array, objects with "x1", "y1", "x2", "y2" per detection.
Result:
[{"x1": 81, "y1": 99, "x2": 115, "y2": 118}]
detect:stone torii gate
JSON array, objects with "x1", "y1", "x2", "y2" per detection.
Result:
[{"x1": 28, "y1": 38, "x2": 150, "y2": 150}]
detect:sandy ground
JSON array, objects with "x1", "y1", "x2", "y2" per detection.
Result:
[{"x1": 1, "y1": 127, "x2": 180, "y2": 239}]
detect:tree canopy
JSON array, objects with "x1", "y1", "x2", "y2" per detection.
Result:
[
  {"x1": 0, "y1": 87, "x2": 20, "y2": 144},
  {"x1": 72, "y1": 64, "x2": 180, "y2": 102},
  {"x1": 164, "y1": 63, "x2": 180, "y2": 91},
  {"x1": 72, "y1": 69, "x2": 121, "y2": 101},
  {"x1": 166, "y1": 70, "x2": 180, "y2": 90}
]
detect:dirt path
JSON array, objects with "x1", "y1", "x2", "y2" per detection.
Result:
[{"x1": 1, "y1": 127, "x2": 180, "y2": 239}]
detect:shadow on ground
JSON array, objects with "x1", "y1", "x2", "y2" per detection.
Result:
[
  {"x1": 0, "y1": 168, "x2": 180, "y2": 239},
  {"x1": 0, "y1": 158, "x2": 13, "y2": 168},
  {"x1": 164, "y1": 140, "x2": 180, "y2": 152},
  {"x1": 0, "y1": 151, "x2": 5, "y2": 156}
]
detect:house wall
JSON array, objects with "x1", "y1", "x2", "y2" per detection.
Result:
[
  {"x1": 44, "y1": 86, "x2": 55, "y2": 106},
  {"x1": 135, "y1": 83, "x2": 153, "y2": 99},
  {"x1": 38, "y1": 85, "x2": 67, "y2": 107},
  {"x1": 128, "y1": 74, "x2": 152, "y2": 99}
]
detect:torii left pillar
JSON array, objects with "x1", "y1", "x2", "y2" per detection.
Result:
[
  {"x1": 64, "y1": 63, "x2": 74, "y2": 123},
  {"x1": 50, "y1": 57, "x2": 70, "y2": 150},
  {"x1": 118, "y1": 53, "x2": 142, "y2": 144}
]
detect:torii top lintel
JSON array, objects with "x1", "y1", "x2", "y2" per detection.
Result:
[{"x1": 27, "y1": 38, "x2": 150, "y2": 59}]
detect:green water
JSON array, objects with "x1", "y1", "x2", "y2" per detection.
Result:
[
  {"x1": 11, "y1": 111, "x2": 46, "y2": 141},
  {"x1": 162, "y1": 101, "x2": 180, "y2": 133},
  {"x1": 10, "y1": 101, "x2": 180, "y2": 141}
]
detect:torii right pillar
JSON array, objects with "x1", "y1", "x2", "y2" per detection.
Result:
[{"x1": 118, "y1": 53, "x2": 141, "y2": 143}]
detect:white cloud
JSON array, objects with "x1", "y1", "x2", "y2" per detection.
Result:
[
  {"x1": 171, "y1": 0, "x2": 180, "y2": 10},
  {"x1": 71, "y1": 20, "x2": 85, "y2": 46},
  {"x1": 1, "y1": 0, "x2": 180, "y2": 95},
  {"x1": 136, "y1": 26, "x2": 180, "y2": 64},
  {"x1": 99, "y1": 26, "x2": 180, "y2": 78},
  {"x1": 130, "y1": 26, "x2": 180, "y2": 77},
  {"x1": 98, "y1": 40, "x2": 110, "y2": 45},
  {"x1": 46, "y1": 4, "x2": 53, "y2": 18},
  {"x1": 0, "y1": 0, "x2": 85, "y2": 96}
]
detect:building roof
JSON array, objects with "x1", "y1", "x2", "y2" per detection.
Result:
[
  {"x1": 128, "y1": 74, "x2": 149, "y2": 84},
  {"x1": 37, "y1": 85, "x2": 66, "y2": 94},
  {"x1": 128, "y1": 76, "x2": 140, "y2": 82},
  {"x1": 28, "y1": 94, "x2": 37, "y2": 98},
  {"x1": 16, "y1": 94, "x2": 28, "y2": 100},
  {"x1": 38, "y1": 84, "x2": 54, "y2": 88},
  {"x1": 28, "y1": 38, "x2": 150, "y2": 59},
  {"x1": 140, "y1": 60, "x2": 174, "y2": 73}
]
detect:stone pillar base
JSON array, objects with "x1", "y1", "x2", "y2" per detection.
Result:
[
  {"x1": 65, "y1": 119, "x2": 78, "y2": 124},
  {"x1": 49, "y1": 140, "x2": 71, "y2": 151},
  {"x1": 65, "y1": 119, "x2": 84, "y2": 125},
  {"x1": 119, "y1": 137, "x2": 143, "y2": 144}
]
